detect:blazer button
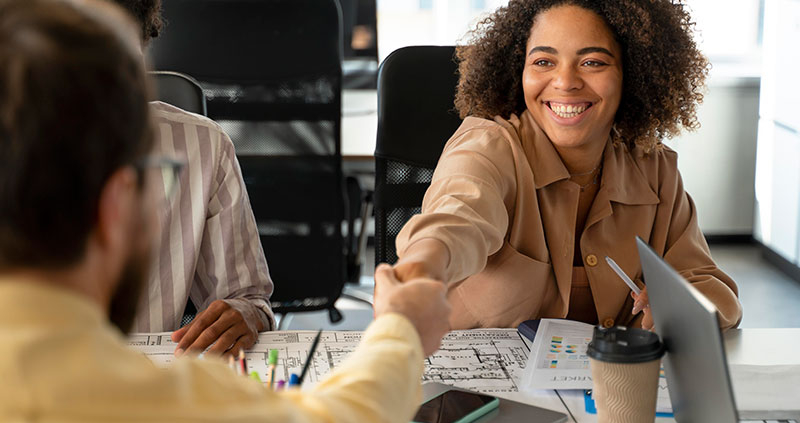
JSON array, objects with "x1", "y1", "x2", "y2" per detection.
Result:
[
  {"x1": 603, "y1": 318, "x2": 615, "y2": 328},
  {"x1": 585, "y1": 254, "x2": 598, "y2": 267}
]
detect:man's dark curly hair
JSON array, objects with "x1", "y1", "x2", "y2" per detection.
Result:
[
  {"x1": 455, "y1": 0, "x2": 709, "y2": 151},
  {"x1": 106, "y1": 0, "x2": 163, "y2": 43}
]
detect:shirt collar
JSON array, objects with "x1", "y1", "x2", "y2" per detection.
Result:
[
  {"x1": 518, "y1": 110, "x2": 571, "y2": 189},
  {"x1": 519, "y1": 110, "x2": 659, "y2": 205}
]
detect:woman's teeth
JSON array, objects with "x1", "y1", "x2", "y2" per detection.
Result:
[{"x1": 548, "y1": 102, "x2": 589, "y2": 118}]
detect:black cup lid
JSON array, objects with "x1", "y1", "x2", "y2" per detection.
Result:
[{"x1": 586, "y1": 326, "x2": 665, "y2": 363}]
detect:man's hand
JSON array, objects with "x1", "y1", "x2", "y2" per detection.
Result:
[
  {"x1": 171, "y1": 300, "x2": 261, "y2": 357},
  {"x1": 631, "y1": 288, "x2": 654, "y2": 331},
  {"x1": 373, "y1": 264, "x2": 451, "y2": 356}
]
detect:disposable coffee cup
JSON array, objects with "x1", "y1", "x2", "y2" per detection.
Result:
[{"x1": 587, "y1": 326, "x2": 665, "y2": 423}]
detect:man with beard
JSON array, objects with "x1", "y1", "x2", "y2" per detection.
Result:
[{"x1": 0, "y1": 1, "x2": 451, "y2": 422}]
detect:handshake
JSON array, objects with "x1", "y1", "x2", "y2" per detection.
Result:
[{"x1": 373, "y1": 264, "x2": 452, "y2": 356}]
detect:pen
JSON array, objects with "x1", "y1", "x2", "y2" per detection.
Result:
[
  {"x1": 298, "y1": 329, "x2": 323, "y2": 385},
  {"x1": 267, "y1": 349, "x2": 278, "y2": 388},
  {"x1": 605, "y1": 256, "x2": 642, "y2": 295}
]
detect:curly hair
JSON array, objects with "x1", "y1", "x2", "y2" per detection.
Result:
[
  {"x1": 106, "y1": 0, "x2": 163, "y2": 43},
  {"x1": 455, "y1": 0, "x2": 709, "y2": 151}
]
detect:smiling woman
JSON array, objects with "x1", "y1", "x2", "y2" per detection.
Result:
[
  {"x1": 455, "y1": 0, "x2": 709, "y2": 153},
  {"x1": 383, "y1": 0, "x2": 744, "y2": 332},
  {"x1": 522, "y1": 6, "x2": 623, "y2": 169}
]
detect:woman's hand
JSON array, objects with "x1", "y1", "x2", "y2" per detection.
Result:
[
  {"x1": 393, "y1": 259, "x2": 438, "y2": 282},
  {"x1": 391, "y1": 238, "x2": 450, "y2": 283},
  {"x1": 374, "y1": 238, "x2": 450, "y2": 319},
  {"x1": 373, "y1": 264, "x2": 451, "y2": 356},
  {"x1": 631, "y1": 288, "x2": 654, "y2": 331}
]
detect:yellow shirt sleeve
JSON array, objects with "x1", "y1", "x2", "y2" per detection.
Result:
[
  {"x1": 2, "y1": 284, "x2": 425, "y2": 423},
  {"x1": 137, "y1": 313, "x2": 424, "y2": 423},
  {"x1": 280, "y1": 313, "x2": 425, "y2": 423}
]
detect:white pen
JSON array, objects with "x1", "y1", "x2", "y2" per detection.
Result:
[{"x1": 605, "y1": 256, "x2": 642, "y2": 295}]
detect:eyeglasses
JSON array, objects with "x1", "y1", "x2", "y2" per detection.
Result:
[{"x1": 133, "y1": 156, "x2": 185, "y2": 199}]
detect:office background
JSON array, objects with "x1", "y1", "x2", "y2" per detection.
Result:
[{"x1": 148, "y1": 0, "x2": 800, "y2": 330}]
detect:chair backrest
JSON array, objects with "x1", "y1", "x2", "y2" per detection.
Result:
[
  {"x1": 374, "y1": 46, "x2": 463, "y2": 266},
  {"x1": 149, "y1": 0, "x2": 346, "y2": 315},
  {"x1": 149, "y1": 71, "x2": 207, "y2": 116}
]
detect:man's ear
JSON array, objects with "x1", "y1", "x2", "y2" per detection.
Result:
[{"x1": 95, "y1": 167, "x2": 139, "y2": 254}]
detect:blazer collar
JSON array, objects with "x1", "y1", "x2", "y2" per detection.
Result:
[{"x1": 519, "y1": 110, "x2": 659, "y2": 206}]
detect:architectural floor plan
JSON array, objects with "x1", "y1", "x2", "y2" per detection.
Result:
[{"x1": 128, "y1": 328, "x2": 530, "y2": 393}]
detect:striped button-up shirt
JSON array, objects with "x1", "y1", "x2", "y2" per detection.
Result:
[{"x1": 133, "y1": 102, "x2": 275, "y2": 332}]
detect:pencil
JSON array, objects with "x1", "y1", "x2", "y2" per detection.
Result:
[
  {"x1": 605, "y1": 256, "x2": 642, "y2": 295},
  {"x1": 298, "y1": 329, "x2": 323, "y2": 385}
]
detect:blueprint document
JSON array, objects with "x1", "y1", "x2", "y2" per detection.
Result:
[{"x1": 128, "y1": 328, "x2": 530, "y2": 394}]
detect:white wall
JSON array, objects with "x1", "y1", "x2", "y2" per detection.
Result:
[{"x1": 664, "y1": 72, "x2": 761, "y2": 236}]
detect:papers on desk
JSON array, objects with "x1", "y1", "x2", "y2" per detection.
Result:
[
  {"x1": 519, "y1": 319, "x2": 673, "y2": 413},
  {"x1": 520, "y1": 319, "x2": 594, "y2": 390},
  {"x1": 129, "y1": 328, "x2": 532, "y2": 394}
]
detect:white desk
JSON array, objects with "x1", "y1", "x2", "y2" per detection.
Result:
[{"x1": 559, "y1": 328, "x2": 800, "y2": 422}]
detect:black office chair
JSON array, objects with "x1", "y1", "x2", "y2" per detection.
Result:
[
  {"x1": 149, "y1": 71, "x2": 207, "y2": 116},
  {"x1": 374, "y1": 46, "x2": 463, "y2": 266},
  {"x1": 149, "y1": 0, "x2": 347, "y2": 321}
]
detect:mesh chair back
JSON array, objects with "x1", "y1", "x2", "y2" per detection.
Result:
[
  {"x1": 374, "y1": 46, "x2": 462, "y2": 266},
  {"x1": 149, "y1": 71, "x2": 207, "y2": 116},
  {"x1": 149, "y1": 0, "x2": 346, "y2": 314}
]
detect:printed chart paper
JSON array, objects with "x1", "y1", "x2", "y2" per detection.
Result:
[
  {"x1": 520, "y1": 318, "x2": 672, "y2": 413},
  {"x1": 521, "y1": 319, "x2": 594, "y2": 390}
]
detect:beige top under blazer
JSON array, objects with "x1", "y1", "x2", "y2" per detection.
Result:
[{"x1": 396, "y1": 110, "x2": 743, "y2": 330}]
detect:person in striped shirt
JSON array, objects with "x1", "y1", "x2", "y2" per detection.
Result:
[{"x1": 111, "y1": 0, "x2": 276, "y2": 357}]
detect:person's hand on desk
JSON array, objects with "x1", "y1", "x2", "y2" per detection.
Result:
[
  {"x1": 631, "y1": 288, "x2": 654, "y2": 331},
  {"x1": 374, "y1": 264, "x2": 451, "y2": 356},
  {"x1": 171, "y1": 299, "x2": 263, "y2": 358}
]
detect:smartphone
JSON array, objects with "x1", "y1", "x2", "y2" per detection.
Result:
[{"x1": 411, "y1": 390, "x2": 500, "y2": 423}]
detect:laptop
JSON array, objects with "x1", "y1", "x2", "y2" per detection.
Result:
[{"x1": 636, "y1": 237, "x2": 799, "y2": 423}]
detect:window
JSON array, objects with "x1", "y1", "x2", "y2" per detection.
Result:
[
  {"x1": 376, "y1": 0, "x2": 764, "y2": 68},
  {"x1": 376, "y1": 0, "x2": 508, "y2": 61},
  {"x1": 685, "y1": 0, "x2": 763, "y2": 63}
]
